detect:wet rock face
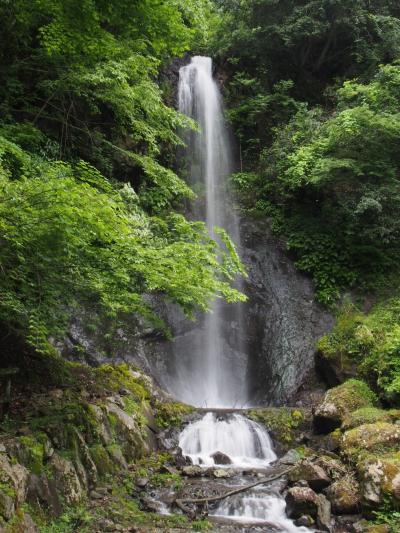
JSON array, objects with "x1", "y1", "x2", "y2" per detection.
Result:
[{"x1": 240, "y1": 219, "x2": 334, "y2": 404}]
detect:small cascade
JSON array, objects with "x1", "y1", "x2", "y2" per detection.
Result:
[
  {"x1": 179, "y1": 412, "x2": 312, "y2": 531},
  {"x1": 179, "y1": 412, "x2": 276, "y2": 467},
  {"x1": 213, "y1": 492, "x2": 310, "y2": 532}
]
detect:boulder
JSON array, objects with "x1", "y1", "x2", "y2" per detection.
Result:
[
  {"x1": 314, "y1": 380, "x2": 377, "y2": 434},
  {"x1": 294, "y1": 515, "x2": 315, "y2": 527},
  {"x1": 341, "y1": 423, "x2": 400, "y2": 461},
  {"x1": 314, "y1": 455, "x2": 347, "y2": 482},
  {"x1": 280, "y1": 449, "x2": 304, "y2": 465},
  {"x1": 285, "y1": 486, "x2": 319, "y2": 519},
  {"x1": 211, "y1": 451, "x2": 232, "y2": 465},
  {"x1": 357, "y1": 452, "x2": 400, "y2": 507},
  {"x1": 182, "y1": 465, "x2": 203, "y2": 477},
  {"x1": 288, "y1": 460, "x2": 331, "y2": 491},
  {"x1": 326, "y1": 478, "x2": 361, "y2": 514}
]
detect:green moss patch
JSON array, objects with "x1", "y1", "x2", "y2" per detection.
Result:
[
  {"x1": 249, "y1": 408, "x2": 309, "y2": 445},
  {"x1": 342, "y1": 423, "x2": 400, "y2": 461},
  {"x1": 154, "y1": 401, "x2": 194, "y2": 429}
]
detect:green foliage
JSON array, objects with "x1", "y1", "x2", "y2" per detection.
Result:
[
  {"x1": 0, "y1": 137, "x2": 244, "y2": 351},
  {"x1": 213, "y1": 0, "x2": 400, "y2": 163},
  {"x1": 249, "y1": 408, "x2": 307, "y2": 445},
  {"x1": 374, "y1": 503, "x2": 400, "y2": 533},
  {"x1": 233, "y1": 64, "x2": 400, "y2": 303},
  {"x1": 155, "y1": 401, "x2": 194, "y2": 429},
  {"x1": 0, "y1": 0, "x2": 245, "y2": 352},
  {"x1": 319, "y1": 297, "x2": 400, "y2": 404},
  {"x1": 37, "y1": 504, "x2": 93, "y2": 533}
]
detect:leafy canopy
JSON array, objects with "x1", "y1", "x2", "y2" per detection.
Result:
[{"x1": 0, "y1": 135, "x2": 245, "y2": 352}]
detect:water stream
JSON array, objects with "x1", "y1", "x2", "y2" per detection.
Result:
[{"x1": 173, "y1": 57, "x2": 311, "y2": 531}]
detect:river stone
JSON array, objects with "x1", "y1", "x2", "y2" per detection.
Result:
[
  {"x1": 285, "y1": 486, "x2": 319, "y2": 519},
  {"x1": 182, "y1": 465, "x2": 203, "y2": 477},
  {"x1": 294, "y1": 515, "x2": 315, "y2": 527},
  {"x1": 326, "y1": 478, "x2": 361, "y2": 514},
  {"x1": 289, "y1": 460, "x2": 331, "y2": 491},
  {"x1": 211, "y1": 451, "x2": 232, "y2": 465},
  {"x1": 213, "y1": 468, "x2": 234, "y2": 478}
]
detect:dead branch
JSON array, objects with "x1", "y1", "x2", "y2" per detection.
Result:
[{"x1": 175, "y1": 467, "x2": 293, "y2": 508}]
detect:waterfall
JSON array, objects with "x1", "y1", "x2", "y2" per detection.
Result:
[
  {"x1": 174, "y1": 58, "x2": 312, "y2": 532},
  {"x1": 176, "y1": 56, "x2": 246, "y2": 408}
]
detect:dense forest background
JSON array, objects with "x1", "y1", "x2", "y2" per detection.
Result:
[{"x1": 1, "y1": 1, "x2": 400, "y2": 402}]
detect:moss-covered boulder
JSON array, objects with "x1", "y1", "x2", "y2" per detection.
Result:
[
  {"x1": 285, "y1": 486, "x2": 319, "y2": 519},
  {"x1": 341, "y1": 423, "x2": 400, "y2": 461},
  {"x1": 314, "y1": 380, "x2": 377, "y2": 434},
  {"x1": 325, "y1": 477, "x2": 361, "y2": 514},
  {"x1": 341, "y1": 407, "x2": 396, "y2": 431},
  {"x1": 249, "y1": 408, "x2": 310, "y2": 451},
  {"x1": 357, "y1": 452, "x2": 400, "y2": 507}
]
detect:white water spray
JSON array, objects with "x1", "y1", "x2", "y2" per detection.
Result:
[
  {"x1": 176, "y1": 56, "x2": 246, "y2": 408},
  {"x1": 179, "y1": 412, "x2": 276, "y2": 468}
]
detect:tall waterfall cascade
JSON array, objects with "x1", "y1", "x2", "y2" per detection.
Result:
[
  {"x1": 174, "y1": 57, "x2": 311, "y2": 531},
  {"x1": 175, "y1": 55, "x2": 246, "y2": 408}
]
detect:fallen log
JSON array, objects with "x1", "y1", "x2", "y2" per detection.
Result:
[{"x1": 175, "y1": 466, "x2": 293, "y2": 508}]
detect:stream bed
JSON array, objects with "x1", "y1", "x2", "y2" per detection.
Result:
[{"x1": 174, "y1": 411, "x2": 313, "y2": 532}]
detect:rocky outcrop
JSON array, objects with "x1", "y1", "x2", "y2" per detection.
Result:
[
  {"x1": 288, "y1": 461, "x2": 331, "y2": 491},
  {"x1": 0, "y1": 362, "x2": 187, "y2": 530}
]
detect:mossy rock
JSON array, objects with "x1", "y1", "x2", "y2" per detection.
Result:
[
  {"x1": 357, "y1": 451, "x2": 400, "y2": 507},
  {"x1": 89, "y1": 444, "x2": 116, "y2": 476},
  {"x1": 325, "y1": 477, "x2": 361, "y2": 514},
  {"x1": 342, "y1": 423, "x2": 400, "y2": 461},
  {"x1": 249, "y1": 408, "x2": 309, "y2": 450},
  {"x1": 342, "y1": 408, "x2": 394, "y2": 431},
  {"x1": 314, "y1": 380, "x2": 378, "y2": 434},
  {"x1": 154, "y1": 401, "x2": 194, "y2": 429}
]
